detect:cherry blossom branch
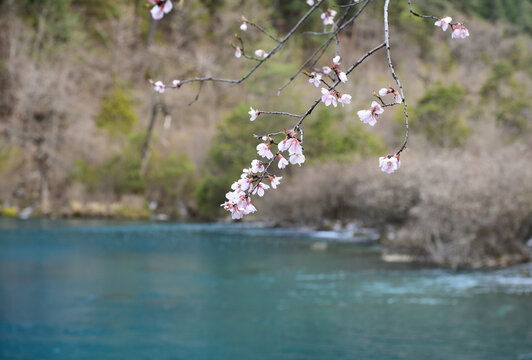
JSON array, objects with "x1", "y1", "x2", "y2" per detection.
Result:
[
  {"x1": 242, "y1": 18, "x2": 280, "y2": 43},
  {"x1": 247, "y1": 43, "x2": 385, "y2": 197},
  {"x1": 407, "y1": 0, "x2": 470, "y2": 37},
  {"x1": 256, "y1": 111, "x2": 302, "y2": 118},
  {"x1": 277, "y1": 0, "x2": 372, "y2": 95},
  {"x1": 145, "y1": 0, "x2": 471, "y2": 220},
  {"x1": 384, "y1": 0, "x2": 408, "y2": 156},
  {"x1": 407, "y1": 0, "x2": 440, "y2": 21},
  {"x1": 172, "y1": 0, "x2": 325, "y2": 88}
]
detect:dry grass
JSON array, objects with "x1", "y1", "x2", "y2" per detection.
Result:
[{"x1": 258, "y1": 140, "x2": 532, "y2": 268}]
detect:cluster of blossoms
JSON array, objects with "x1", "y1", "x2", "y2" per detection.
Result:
[
  {"x1": 434, "y1": 17, "x2": 470, "y2": 39},
  {"x1": 221, "y1": 128, "x2": 308, "y2": 219},
  {"x1": 150, "y1": 79, "x2": 181, "y2": 94},
  {"x1": 149, "y1": 0, "x2": 173, "y2": 20},
  {"x1": 308, "y1": 56, "x2": 351, "y2": 107},
  {"x1": 356, "y1": 87, "x2": 400, "y2": 126}
]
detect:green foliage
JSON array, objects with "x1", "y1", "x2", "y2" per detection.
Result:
[
  {"x1": 95, "y1": 80, "x2": 138, "y2": 136},
  {"x1": 71, "y1": 132, "x2": 196, "y2": 205},
  {"x1": 408, "y1": 83, "x2": 471, "y2": 147},
  {"x1": 495, "y1": 97, "x2": 530, "y2": 135},
  {"x1": 480, "y1": 61, "x2": 515, "y2": 98},
  {"x1": 145, "y1": 151, "x2": 197, "y2": 205},
  {"x1": 18, "y1": 0, "x2": 80, "y2": 44},
  {"x1": 394, "y1": 2, "x2": 435, "y2": 57},
  {"x1": 303, "y1": 109, "x2": 385, "y2": 160},
  {"x1": 479, "y1": 61, "x2": 531, "y2": 136},
  {"x1": 0, "y1": 146, "x2": 20, "y2": 175}
]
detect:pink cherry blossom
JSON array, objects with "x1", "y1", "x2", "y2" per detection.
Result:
[
  {"x1": 289, "y1": 139, "x2": 303, "y2": 155},
  {"x1": 249, "y1": 107, "x2": 259, "y2": 121},
  {"x1": 320, "y1": 9, "x2": 337, "y2": 26},
  {"x1": 149, "y1": 0, "x2": 173, "y2": 20},
  {"x1": 322, "y1": 66, "x2": 332, "y2": 75},
  {"x1": 172, "y1": 79, "x2": 181, "y2": 88},
  {"x1": 252, "y1": 182, "x2": 270, "y2": 197},
  {"x1": 256, "y1": 143, "x2": 274, "y2": 159},
  {"x1": 321, "y1": 88, "x2": 337, "y2": 107},
  {"x1": 278, "y1": 154, "x2": 289, "y2": 169},
  {"x1": 289, "y1": 153, "x2": 306, "y2": 166},
  {"x1": 269, "y1": 176, "x2": 282, "y2": 189},
  {"x1": 220, "y1": 201, "x2": 244, "y2": 220},
  {"x1": 452, "y1": 24, "x2": 470, "y2": 39},
  {"x1": 241, "y1": 168, "x2": 252, "y2": 178},
  {"x1": 242, "y1": 198, "x2": 257, "y2": 214},
  {"x1": 434, "y1": 16, "x2": 452, "y2": 32},
  {"x1": 251, "y1": 159, "x2": 264, "y2": 173},
  {"x1": 337, "y1": 70, "x2": 348, "y2": 83},
  {"x1": 394, "y1": 91, "x2": 402, "y2": 104},
  {"x1": 332, "y1": 56, "x2": 341, "y2": 68},
  {"x1": 308, "y1": 72, "x2": 322, "y2": 87},
  {"x1": 153, "y1": 81, "x2": 165, "y2": 94},
  {"x1": 232, "y1": 178, "x2": 251, "y2": 192},
  {"x1": 255, "y1": 49, "x2": 267, "y2": 58},
  {"x1": 278, "y1": 138, "x2": 290, "y2": 152},
  {"x1": 357, "y1": 101, "x2": 384, "y2": 126},
  {"x1": 378, "y1": 87, "x2": 391, "y2": 97},
  {"x1": 235, "y1": 47, "x2": 242, "y2": 58},
  {"x1": 338, "y1": 93, "x2": 352, "y2": 107},
  {"x1": 379, "y1": 155, "x2": 400, "y2": 174},
  {"x1": 278, "y1": 137, "x2": 302, "y2": 155}
]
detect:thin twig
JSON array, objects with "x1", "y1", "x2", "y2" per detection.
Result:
[{"x1": 384, "y1": 0, "x2": 408, "y2": 155}]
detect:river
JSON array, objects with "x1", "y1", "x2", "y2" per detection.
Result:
[{"x1": 0, "y1": 219, "x2": 531, "y2": 359}]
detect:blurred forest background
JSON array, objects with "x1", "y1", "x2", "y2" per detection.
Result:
[{"x1": 1, "y1": 0, "x2": 532, "y2": 267}]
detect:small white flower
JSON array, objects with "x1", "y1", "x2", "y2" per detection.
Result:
[
  {"x1": 338, "y1": 93, "x2": 352, "y2": 107},
  {"x1": 252, "y1": 182, "x2": 270, "y2": 197},
  {"x1": 308, "y1": 72, "x2": 322, "y2": 87},
  {"x1": 153, "y1": 81, "x2": 165, "y2": 94},
  {"x1": 357, "y1": 101, "x2": 384, "y2": 126},
  {"x1": 254, "y1": 49, "x2": 267, "y2": 58},
  {"x1": 307, "y1": 0, "x2": 315, "y2": 5},
  {"x1": 149, "y1": 0, "x2": 173, "y2": 20},
  {"x1": 452, "y1": 24, "x2": 470, "y2": 39},
  {"x1": 332, "y1": 55, "x2": 341, "y2": 67},
  {"x1": 249, "y1": 107, "x2": 259, "y2": 121},
  {"x1": 379, "y1": 155, "x2": 400, "y2": 174},
  {"x1": 337, "y1": 70, "x2": 348, "y2": 83},
  {"x1": 394, "y1": 91, "x2": 402, "y2": 104},
  {"x1": 256, "y1": 143, "x2": 274, "y2": 160},
  {"x1": 321, "y1": 88, "x2": 337, "y2": 107},
  {"x1": 172, "y1": 79, "x2": 181, "y2": 88},
  {"x1": 251, "y1": 159, "x2": 264, "y2": 173},
  {"x1": 278, "y1": 154, "x2": 289, "y2": 169},
  {"x1": 289, "y1": 153, "x2": 306, "y2": 166},
  {"x1": 240, "y1": 22, "x2": 247, "y2": 31},
  {"x1": 320, "y1": 9, "x2": 337, "y2": 26},
  {"x1": 378, "y1": 87, "x2": 390, "y2": 97},
  {"x1": 322, "y1": 66, "x2": 332, "y2": 75},
  {"x1": 269, "y1": 176, "x2": 282, "y2": 189},
  {"x1": 235, "y1": 47, "x2": 242, "y2": 58},
  {"x1": 434, "y1": 16, "x2": 452, "y2": 32}
]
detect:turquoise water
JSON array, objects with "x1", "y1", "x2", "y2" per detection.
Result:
[{"x1": 0, "y1": 219, "x2": 531, "y2": 360}]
